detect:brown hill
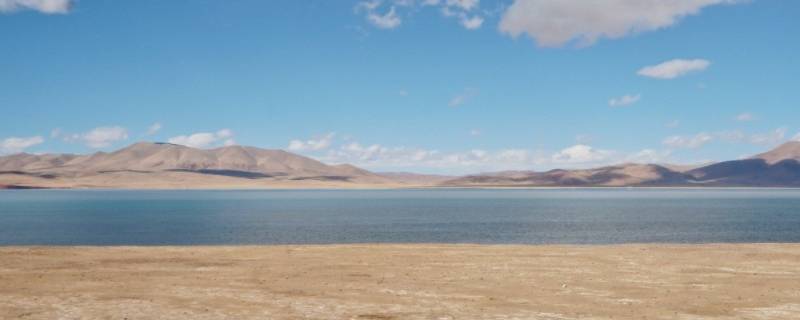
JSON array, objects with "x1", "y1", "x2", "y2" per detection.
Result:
[
  {"x1": 753, "y1": 141, "x2": 800, "y2": 164},
  {"x1": 442, "y1": 164, "x2": 690, "y2": 187},
  {"x1": 0, "y1": 142, "x2": 395, "y2": 188}
]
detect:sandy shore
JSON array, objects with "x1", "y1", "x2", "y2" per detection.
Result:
[{"x1": 2, "y1": 245, "x2": 800, "y2": 319}]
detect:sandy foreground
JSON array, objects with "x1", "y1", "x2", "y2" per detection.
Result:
[{"x1": 1, "y1": 245, "x2": 800, "y2": 319}]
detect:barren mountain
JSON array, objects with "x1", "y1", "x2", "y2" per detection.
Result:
[
  {"x1": 442, "y1": 164, "x2": 690, "y2": 187},
  {"x1": 0, "y1": 142, "x2": 396, "y2": 188},
  {"x1": 3, "y1": 141, "x2": 800, "y2": 189},
  {"x1": 683, "y1": 141, "x2": 800, "y2": 186},
  {"x1": 753, "y1": 141, "x2": 800, "y2": 164},
  {"x1": 442, "y1": 142, "x2": 800, "y2": 187}
]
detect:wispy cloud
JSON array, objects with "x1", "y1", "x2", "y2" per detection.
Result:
[
  {"x1": 499, "y1": 0, "x2": 739, "y2": 47},
  {"x1": 0, "y1": 136, "x2": 44, "y2": 154},
  {"x1": 608, "y1": 94, "x2": 641, "y2": 107},
  {"x1": 168, "y1": 129, "x2": 235, "y2": 149},
  {"x1": 449, "y1": 87, "x2": 478, "y2": 107},
  {"x1": 735, "y1": 113, "x2": 754, "y2": 122},
  {"x1": 355, "y1": 0, "x2": 485, "y2": 31},
  {"x1": 664, "y1": 127, "x2": 789, "y2": 149},
  {"x1": 637, "y1": 59, "x2": 711, "y2": 79},
  {"x1": 356, "y1": 1, "x2": 401, "y2": 29},
  {"x1": 146, "y1": 123, "x2": 162, "y2": 136},
  {"x1": 663, "y1": 132, "x2": 714, "y2": 149},
  {"x1": 0, "y1": 0, "x2": 72, "y2": 14}
]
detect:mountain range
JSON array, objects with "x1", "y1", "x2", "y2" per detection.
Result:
[{"x1": 2, "y1": 141, "x2": 800, "y2": 189}]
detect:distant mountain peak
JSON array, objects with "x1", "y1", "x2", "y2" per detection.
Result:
[{"x1": 753, "y1": 141, "x2": 800, "y2": 164}]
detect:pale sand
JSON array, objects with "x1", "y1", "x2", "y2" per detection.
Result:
[{"x1": 2, "y1": 245, "x2": 800, "y2": 319}]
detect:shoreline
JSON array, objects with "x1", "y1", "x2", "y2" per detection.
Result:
[
  {"x1": 3, "y1": 243, "x2": 800, "y2": 319},
  {"x1": 5, "y1": 186, "x2": 800, "y2": 191}
]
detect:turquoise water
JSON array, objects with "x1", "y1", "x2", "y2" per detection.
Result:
[{"x1": 1, "y1": 189, "x2": 799, "y2": 245}]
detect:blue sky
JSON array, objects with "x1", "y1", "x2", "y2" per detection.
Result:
[{"x1": 1, "y1": 0, "x2": 798, "y2": 174}]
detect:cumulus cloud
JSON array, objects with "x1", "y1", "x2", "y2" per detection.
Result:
[
  {"x1": 168, "y1": 129, "x2": 235, "y2": 149},
  {"x1": 287, "y1": 134, "x2": 674, "y2": 173},
  {"x1": 608, "y1": 94, "x2": 641, "y2": 107},
  {"x1": 318, "y1": 138, "x2": 633, "y2": 173},
  {"x1": 64, "y1": 126, "x2": 129, "y2": 149},
  {"x1": 0, "y1": 136, "x2": 44, "y2": 154},
  {"x1": 322, "y1": 142, "x2": 534, "y2": 171},
  {"x1": 0, "y1": 0, "x2": 71, "y2": 14},
  {"x1": 551, "y1": 144, "x2": 612, "y2": 164},
  {"x1": 637, "y1": 59, "x2": 711, "y2": 79},
  {"x1": 499, "y1": 0, "x2": 737, "y2": 47},
  {"x1": 146, "y1": 123, "x2": 162, "y2": 136},
  {"x1": 449, "y1": 88, "x2": 478, "y2": 107},
  {"x1": 287, "y1": 132, "x2": 336, "y2": 152}
]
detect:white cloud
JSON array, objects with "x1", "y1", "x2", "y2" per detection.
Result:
[
  {"x1": 368, "y1": 6, "x2": 402, "y2": 29},
  {"x1": 356, "y1": 1, "x2": 402, "y2": 29},
  {"x1": 746, "y1": 127, "x2": 786, "y2": 146},
  {"x1": 356, "y1": 0, "x2": 484, "y2": 30},
  {"x1": 445, "y1": 0, "x2": 479, "y2": 11},
  {"x1": 626, "y1": 149, "x2": 672, "y2": 164},
  {"x1": 499, "y1": 0, "x2": 737, "y2": 47},
  {"x1": 664, "y1": 128, "x2": 789, "y2": 149},
  {"x1": 735, "y1": 113, "x2": 754, "y2": 122},
  {"x1": 469, "y1": 129, "x2": 482, "y2": 136},
  {"x1": 460, "y1": 15, "x2": 484, "y2": 29},
  {"x1": 146, "y1": 122, "x2": 162, "y2": 135},
  {"x1": 637, "y1": 59, "x2": 711, "y2": 79},
  {"x1": 551, "y1": 144, "x2": 612, "y2": 164},
  {"x1": 50, "y1": 128, "x2": 62, "y2": 138},
  {"x1": 287, "y1": 132, "x2": 336, "y2": 152},
  {"x1": 167, "y1": 129, "x2": 235, "y2": 149},
  {"x1": 608, "y1": 94, "x2": 641, "y2": 107},
  {"x1": 449, "y1": 88, "x2": 478, "y2": 107},
  {"x1": 64, "y1": 126, "x2": 129, "y2": 149},
  {"x1": 0, "y1": 136, "x2": 44, "y2": 154},
  {"x1": 0, "y1": 0, "x2": 71, "y2": 14},
  {"x1": 304, "y1": 134, "x2": 682, "y2": 174},
  {"x1": 663, "y1": 132, "x2": 713, "y2": 149}
]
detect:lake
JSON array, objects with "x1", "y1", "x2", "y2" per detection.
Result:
[{"x1": 1, "y1": 189, "x2": 799, "y2": 245}]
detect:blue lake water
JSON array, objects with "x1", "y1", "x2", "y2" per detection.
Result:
[{"x1": 1, "y1": 189, "x2": 799, "y2": 245}]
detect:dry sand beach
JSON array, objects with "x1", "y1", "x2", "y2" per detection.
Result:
[{"x1": 2, "y1": 244, "x2": 800, "y2": 319}]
